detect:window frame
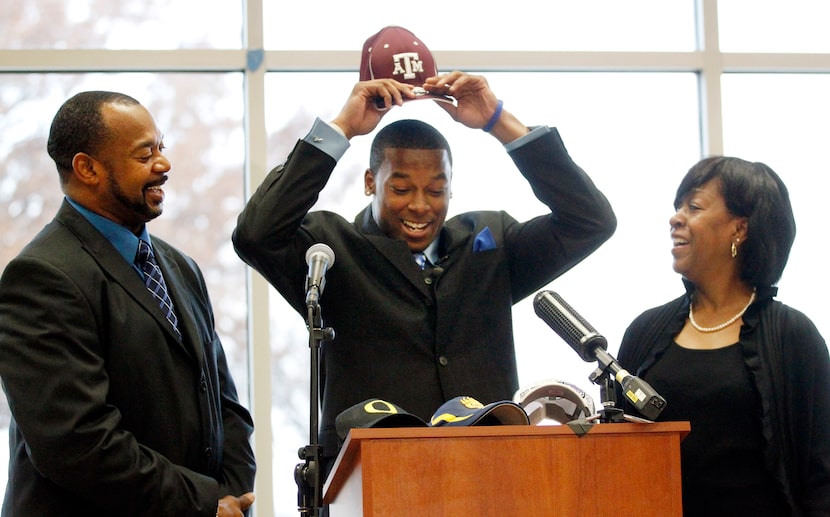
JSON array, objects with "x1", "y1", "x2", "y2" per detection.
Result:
[{"x1": 3, "y1": 0, "x2": 830, "y2": 515}]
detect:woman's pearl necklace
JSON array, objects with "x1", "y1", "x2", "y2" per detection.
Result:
[{"x1": 688, "y1": 289, "x2": 757, "y2": 333}]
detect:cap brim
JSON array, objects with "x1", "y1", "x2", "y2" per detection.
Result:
[
  {"x1": 374, "y1": 91, "x2": 456, "y2": 112},
  {"x1": 335, "y1": 399, "x2": 428, "y2": 440},
  {"x1": 474, "y1": 402, "x2": 531, "y2": 426},
  {"x1": 368, "y1": 413, "x2": 429, "y2": 428},
  {"x1": 410, "y1": 87, "x2": 455, "y2": 104},
  {"x1": 430, "y1": 398, "x2": 530, "y2": 427},
  {"x1": 405, "y1": 94, "x2": 456, "y2": 105}
]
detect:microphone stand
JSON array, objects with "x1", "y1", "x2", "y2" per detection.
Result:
[
  {"x1": 588, "y1": 350, "x2": 626, "y2": 423},
  {"x1": 295, "y1": 299, "x2": 335, "y2": 517}
]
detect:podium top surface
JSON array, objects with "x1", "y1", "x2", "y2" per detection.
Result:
[
  {"x1": 323, "y1": 421, "x2": 690, "y2": 501},
  {"x1": 342, "y1": 420, "x2": 688, "y2": 441}
]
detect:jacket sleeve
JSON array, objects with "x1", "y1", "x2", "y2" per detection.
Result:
[
  {"x1": 233, "y1": 139, "x2": 337, "y2": 310},
  {"x1": 504, "y1": 127, "x2": 617, "y2": 301},
  {"x1": 779, "y1": 310, "x2": 830, "y2": 515},
  {"x1": 179, "y1": 252, "x2": 255, "y2": 498},
  {"x1": 214, "y1": 340, "x2": 257, "y2": 498}
]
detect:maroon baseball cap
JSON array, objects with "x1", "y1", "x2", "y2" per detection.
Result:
[{"x1": 359, "y1": 26, "x2": 454, "y2": 106}]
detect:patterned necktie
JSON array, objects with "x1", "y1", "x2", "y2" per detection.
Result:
[
  {"x1": 136, "y1": 240, "x2": 181, "y2": 340},
  {"x1": 413, "y1": 252, "x2": 428, "y2": 270}
]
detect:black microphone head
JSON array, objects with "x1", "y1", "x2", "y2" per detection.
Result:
[{"x1": 533, "y1": 290, "x2": 607, "y2": 362}]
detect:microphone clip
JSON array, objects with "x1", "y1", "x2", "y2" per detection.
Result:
[
  {"x1": 589, "y1": 360, "x2": 627, "y2": 423},
  {"x1": 305, "y1": 285, "x2": 322, "y2": 310}
]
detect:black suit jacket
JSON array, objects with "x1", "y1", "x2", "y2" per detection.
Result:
[
  {"x1": 0, "y1": 201, "x2": 255, "y2": 516},
  {"x1": 234, "y1": 126, "x2": 616, "y2": 464}
]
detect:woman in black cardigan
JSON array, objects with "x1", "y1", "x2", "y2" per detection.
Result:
[{"x1": 617, "y1": 156, "x2": 830, "y2": 516}]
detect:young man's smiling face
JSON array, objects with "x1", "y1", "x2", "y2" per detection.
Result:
[{"x1": 365, "y1": 147, "x2": 452, "y2": 253}]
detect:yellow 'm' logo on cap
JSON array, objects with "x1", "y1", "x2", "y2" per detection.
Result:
[{"x1": 459, "y1": 396, "x2": 484, "y2": 409}]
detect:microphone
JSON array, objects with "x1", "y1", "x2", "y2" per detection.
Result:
[
  {"x1": 533, "y1": 290, "x2": 606, "y2": 362},
  {"x1": 533, "y1": 290, "x2": 667, "y2": 421},
  {"x1": 305, "y1": 243, "x2": 335, "y2": 308}
]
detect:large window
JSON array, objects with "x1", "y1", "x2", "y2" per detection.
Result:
[
  {"x1": 2, "y1": 1, "x2": 829, "y2": 516},
  {"x1": 263, "y1": 0, "x2": 695, "y2": 51}
]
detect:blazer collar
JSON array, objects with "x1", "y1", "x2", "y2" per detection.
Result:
[
  {"x1": 56, "y1": 201, "x2": 200, "y2": 361},
  {"x1": 355, "y1": 203, "x2": 471, "y2": 262},
  {"x1": 150, "y1": 240, "x2": 203, "y2": 359},
  {"x1": 355, "y1": 205, "x2": 449, "y2": 292}
]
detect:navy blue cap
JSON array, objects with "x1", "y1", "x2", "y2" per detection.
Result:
[{"x1": 429, "y1": 396, "x2": 530, "y2": 427}]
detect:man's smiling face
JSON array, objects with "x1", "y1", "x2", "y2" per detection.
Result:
[{"x1": 365, "y1": 147, "x2": 452, "y2": 252}]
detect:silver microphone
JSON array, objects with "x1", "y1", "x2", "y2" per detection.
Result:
[{"x1": 305, "y1": 243, "x2": 335, "y2": 308}]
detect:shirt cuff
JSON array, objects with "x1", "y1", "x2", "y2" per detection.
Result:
[
  {"x1": 303, "y1": 117, "x2": 350, "y2": 161},
  {"x1": 504, "y1": 125, "x2": 549, "y2": 153}
]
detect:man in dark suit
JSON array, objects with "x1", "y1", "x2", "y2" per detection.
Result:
[
  {"x1": 233, "y1": 71, "x2": 616, "y2": 477},
  {"x1": 0, "y1": 91, "x2": 256, "y2": 516}
]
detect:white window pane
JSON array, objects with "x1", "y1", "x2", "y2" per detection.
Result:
[
  {"x1": 264, "y1": 0, "x2": 696, "y2": 51},
  {"x1": 264, "y1": 70, "x2": 700, "y2": 516},
  {"x1": 722, "y1": 73, "x2": 830, "y2": 339},
  {"x1": 0, "y1": 0, "x2": 243, "y2": 49},
  {"x1": 719, "y1": 0, "x2": 830, "y2": 53}
]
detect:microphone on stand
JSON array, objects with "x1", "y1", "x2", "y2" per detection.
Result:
[
  {"x1": 305, "y1": 243, "x2": 335, "y2": 309},
  {"x1": 533, "y1": 290, "x2": 667, "y2": 421},
  {"x1": 297, "y1": 244, "x2": 337, "y2": 516}
]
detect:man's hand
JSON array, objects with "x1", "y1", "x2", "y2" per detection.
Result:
[
  {"x1": 424, "y1": 71, "x2": 530, "y2": 144},
  {"x1": 217, "y1": 492, "x2": 255, "y2": 517},
  {"x1": 424, "y1": 71, "x2": 495, "y2": 128},
  {"x1": 330, "y1": 79, "x2": 417, "y2": 139}
]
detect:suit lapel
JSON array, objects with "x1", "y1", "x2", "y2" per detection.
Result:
[
  {"x1": 356, "y1": 206, "x2": 431, "y2": 293},
  {"x1": 355, "y1": 206, "x2": 471, "y2": 286},
  {"x1": 56, "y1": 202, "x2": 196, "y2": 360},
  {"x1": 153, "y1": 243, "x2": 202, "y2": 362}
]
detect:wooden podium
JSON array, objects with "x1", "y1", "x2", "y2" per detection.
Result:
[{"x1": 323, "y1": 422, "x2": 689, "y2": 516}]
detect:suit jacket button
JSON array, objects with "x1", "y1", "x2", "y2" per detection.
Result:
[{"x1": 438, "y1": 356, "x2": 449, "y2": 367}]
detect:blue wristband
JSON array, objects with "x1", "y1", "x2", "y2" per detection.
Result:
[{"x1": 482, "y1": 100, "x2": 504, "y2": 132}]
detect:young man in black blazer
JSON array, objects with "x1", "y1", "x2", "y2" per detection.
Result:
[{"x1": 234, "y1": 69, "x2": 617, "y2": 481}]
